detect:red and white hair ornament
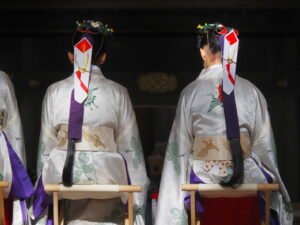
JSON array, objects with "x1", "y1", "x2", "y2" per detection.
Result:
[{"x1": 73, "y1": 37, "x2": 93, "y2": 103}]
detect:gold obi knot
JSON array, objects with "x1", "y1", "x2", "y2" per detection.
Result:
[
  {"x1": 57, "y1": 125, "x2": 117, "y2": 152},
  {"x1": 192, "y1": 133, "x2": 251, "y2": 160}
]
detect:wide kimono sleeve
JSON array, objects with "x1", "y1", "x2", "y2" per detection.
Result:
[
  {"x1": 155, "y1": 92, "x2": 193, "y2": 225},
  {"x1": 36, "y1": 86, "x2": 57, "y2": 177},
  {"x1": 0, "y1": 72, "x2": 34, "y2": 225},
  {"x1": 115, "y1": 87, "x2": 150, "y2": 225},
  {"x1": 1, "y1": 72, "x2": 26, "y2": 165},
  {"x1": 251, "y1": 87, "x2": 293, "y2": 225}
]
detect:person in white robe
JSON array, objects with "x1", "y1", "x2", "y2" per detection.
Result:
[
  {"x1": 0, "y1": 71, "x2": 34, "y2": 225},
  {"x1": 155, "y1": 23, "x2": 293, "y2": 225},
  {"x1": 31, "y1": 20, "x2": 149, "y2": 225}
]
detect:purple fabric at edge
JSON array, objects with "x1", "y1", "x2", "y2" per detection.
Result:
[
  {"x1": 118, "y1": 153, "x2": 132, "y2": 185},
  {"x1": 32, "y1": 176, "x2": 52, "y2": 219},
  {"x1": 3, "y1": 132, "x2": 34, "y2": 224},
  {"x1": 254, "y1": 156, "x2": 280, "y2": 225},
  {"x1": 218, "y1": 34, "x2": 225, "y2": 55},
  {"x1": 184, "y1": 169, "x2": 205, "y2": 213},
  {"x1": 251, "y1": 157, "x2": 273, "y2": 184},
  {"x1": 119, "y1": 153, "x2": 132, "y2": 211}
]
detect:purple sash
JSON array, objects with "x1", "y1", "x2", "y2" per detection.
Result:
[{"x1": 3, "y1": 131, "x2": 34, "y2": 224}]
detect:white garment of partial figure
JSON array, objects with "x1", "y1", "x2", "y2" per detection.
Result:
[
  {"x1": 155, "y1": 64, "x2": 293, "y2": 225},
  {"x1": 33, "y1": 66, "x2": 149, "y2": 225},
  {"x1": 0, "y1": 71, "x2": 28, "y2": 225}
]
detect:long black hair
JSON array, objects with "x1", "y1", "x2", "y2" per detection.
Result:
[
  {"x1": 62, "y1": 30, "x2": 107, "y2": 187},
  {"x1": 198, "y1": 28, "x2": 244, "y2": 188}
]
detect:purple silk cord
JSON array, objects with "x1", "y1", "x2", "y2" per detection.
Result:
[
  {"x1": 32, "y1": 176, "x2": 53, "y2": 224},
  {"x1": 68, "y1": 90, "x2": 84, "y2": 139},
  {"x1": 119, "y1": 153, "x2": 132, "y2": 211},
  {"x1": 217, "y1": 34, "x2": 225, "y2": 55},
  {"x1": 3, "y1": 131, "x2": 34, "y2": 224},
  {"x1": 20, "y1": 199, "x2": 27, "y2": 224},
  {"x1": 251, "y1": 157, "x2": 273, "y2": 184},
  {"x1": 184, "y1": 169, "x2": 205, "y2": 214},
  {"x1": 119, "y1": 153, "x2": 132, "y2": 185},
  {"x1": 32, "y1": 176, "x2": 52, "y2": 219}
]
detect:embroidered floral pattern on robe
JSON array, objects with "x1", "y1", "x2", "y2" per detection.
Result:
[
  {"x1": 130, "y1": 136, "x2": 142, "y2": 169},
  {"x1": 85, "y1": 87, "x2": 99, "y2": 110},
  {"x1": 73, "y1": 152, "x2": 94, "y2": 183},
  {"x1": 166, "y1": 142, "x2": 184, "y2": 175},
  {"x1": 170, "y1": 208, "x2": 188, "y2": 225},
  {"x1": 207, "y1": 84, "x2": 223, "y2": 112}
]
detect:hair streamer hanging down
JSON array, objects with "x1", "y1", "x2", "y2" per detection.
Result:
[{"x1": 197, "y1": 24, "x2": 244, "y2": 187}]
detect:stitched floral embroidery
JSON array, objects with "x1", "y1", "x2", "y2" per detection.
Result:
[
  {"x1": 208, "y1": 84, "x2": 223, "y2": 112},
  {"x1": 170, "y1": 207, "x2": 188, "y2": 225},
  {"x1": 283, "y1": 198, "x2": 293, "y2": 219},
  {"x1": 85, "y1": 87, "x2": 99, "y2": 110},
  {"x1": 73, "y1": 152, "x2": 94, "y2": 183},
  {"x1": 166, "y1": 142, "x2": 184, "y2": 175},
  {"x1": 15, "y1": 137, "x2": 22, "y2": 142},
  {"x1": 37, "y1": 142, "x2": 46, "y2": 175},
  {"x1": 135, "y1": 203, "x2": 146, "y2": 218},
  {"x1": 130, "y1": 137, "x2": 143, "y2": 169}
]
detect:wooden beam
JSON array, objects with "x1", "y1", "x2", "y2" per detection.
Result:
[
  {"x1": 45, "y1": 184, "x2": 142, "y2": 193},
  {"x1": 181, "y1": 184, "x2": 279, "y2": 192}
]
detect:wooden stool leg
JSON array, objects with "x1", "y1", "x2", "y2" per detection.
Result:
[
  {"x1": 59, "y1": 200, "x2": 65, "y2": 225},
  {"x1": 53, "y1": 192, "x2": 59, "y2": 225},
  {"x1": 190, "y1": 191, "x2": 196, "y2": 225},
  {"x1": 0, "y1": 188, "x2": 5, "y2": 225},
  {"x1": 264, "y1": 191, "x2": 271, "y2": 225},
  {"x1": 124, "y1": 218, "x2": 129, "y2": 225},
  {"x1": 128, "y1": 192, "x2": 134, "y2": 225}
]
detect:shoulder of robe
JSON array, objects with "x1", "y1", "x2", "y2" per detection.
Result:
[
  {"x1": 45, "y1": 76, "x2": 73, "y2": 95},
  {"x1": 179, "y1": 79, "x2": 202, "y2": 101},
  {"x1": 101, "y1": 78, "x2": 129, "y2": 98},
  {"x1": 0, "y1": 71, "x2": 11, "y2": 87},
  {"x1": 236, "y1": 75, "x2": 268, "y2": 106}
]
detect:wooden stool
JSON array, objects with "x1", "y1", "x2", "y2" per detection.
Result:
[
  {"x1": 44, "y1": 184, "x2": 142, "y2": 225},
  {"x1": 181, "y1": 183, "x2": 279, "y2": 225},
  {"x1": 0, "y1": 181, "x2": 9, "y2": 225}
]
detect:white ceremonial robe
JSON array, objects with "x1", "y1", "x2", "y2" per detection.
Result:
[
  {"x1": 0, "y1": 71, "x2": 28, "y2": 225},
  {"x1": 33, "y1": 66, "x2": 149, "y2": 225},
  {"x1": 155, "y1": 64, "x2": 293, "y2": 225}
]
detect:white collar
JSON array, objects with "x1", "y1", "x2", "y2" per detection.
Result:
[
  {"x1": 91, "y1": 65, "x2": 101, "y2": 72},
  {"x1": 197, "y1": 63, "x2": 223, "y2": 80},
  {"x1": 91, "y1": 65, "x2": 105, "y2": 78}
]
